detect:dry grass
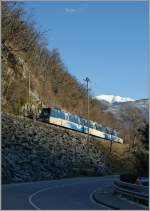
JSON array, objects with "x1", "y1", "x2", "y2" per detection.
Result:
[{"x1": 91, "y1": 139, "x2": 135, "y2": 175}]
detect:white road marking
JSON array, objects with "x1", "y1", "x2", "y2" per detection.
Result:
[
  {"x1": 89, "y1": 190, "x2": 113, "y2": 210},
  {"x1": 28, "y1": 178, "x2": 114, "y2": 210}
]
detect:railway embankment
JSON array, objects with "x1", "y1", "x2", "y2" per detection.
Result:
[{"x1": 2, "y1": 113, "x2": 133, "y2": 184}]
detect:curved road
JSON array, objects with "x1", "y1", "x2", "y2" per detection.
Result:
[{"x1": 2, "y1": 176, "x2": 118, "y2": 210}]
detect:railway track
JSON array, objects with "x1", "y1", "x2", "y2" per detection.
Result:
[{"x1": 18, "y1": 115, "x2": 121, "y2": 144}]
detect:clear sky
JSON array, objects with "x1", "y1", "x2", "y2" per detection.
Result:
[{"x1": 23, "y1": 1, "x2": 148, "y2": 100}]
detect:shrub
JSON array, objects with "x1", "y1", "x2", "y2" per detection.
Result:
[{"x1": 120, "y1": 173, "x2": 138, "y2": 184}]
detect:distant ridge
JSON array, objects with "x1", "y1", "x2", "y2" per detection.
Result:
[{"x1": 95, "y1": 95, "x2": 135, "y2": 104}]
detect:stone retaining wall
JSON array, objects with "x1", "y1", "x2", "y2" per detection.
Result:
[{"x1": 2, "y1": 113, "x2": 109, "y2": 184}]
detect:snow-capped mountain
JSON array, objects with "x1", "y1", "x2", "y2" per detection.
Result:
[
  {"x1": 96, "y1": 95, "x2": 149, "y2": 124},
  {"x1": 106, "y1": 99, "x2": 148, "y2": 119},
  {"x1": 95, "y1": 95, "x2": 134, "y2": 104},
  {"x1": 95, "y1": 95, "x2": 148, "y2": 123}
]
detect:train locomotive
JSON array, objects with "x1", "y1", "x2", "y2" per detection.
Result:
[{"x1": 39, "y1": 107, "x2": 123, "y2": 144}]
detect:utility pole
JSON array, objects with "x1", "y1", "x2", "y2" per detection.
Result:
[
  {"x1": 132, "y1": 132, "x2": 137, "y2": 149},
  {"x1": 109, "y1": 139, "x2": 113, "y2": 153},
  {"x1": 28, "y1": 69, "x2": 31, "y2": 112},
  {"x1": 84, "y1": 77, "x2": 90, "y2": 142},
  {"x1": 128, "y1": 132, "x2": 137, "y2": 152},
  {"x1": 108, "y1": 129, "x2": 112, "y2": 153}
]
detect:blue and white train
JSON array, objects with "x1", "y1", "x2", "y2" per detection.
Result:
[{"x1": 39, "y1": 107, "x2": 123, "y2": 144}]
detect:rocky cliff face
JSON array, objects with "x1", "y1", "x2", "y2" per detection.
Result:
[{"x1": 2, "y1": 113, "x2": 110, "y2": 184}]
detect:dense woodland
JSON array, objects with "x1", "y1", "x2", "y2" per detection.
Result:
[{"x1": 2, "y1": 1, "x2": 149, "y2": 164}]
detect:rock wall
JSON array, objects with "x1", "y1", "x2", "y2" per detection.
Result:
[{"x1": 2, "y1": 113, "x2": 109, "y2": 184}]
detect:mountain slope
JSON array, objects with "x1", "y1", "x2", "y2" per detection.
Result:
[
  {"x1": 104, "y1": 99, "x2": 149, "y2": 122},
  {"x1": 96, "y1": 98, "x2": 149, "y2": 137},
  {"x1": 2, "y1": 2, "x2": 123, "y2": 136},
  {"x1": 95, "y1": 95, "x2": 134, "y2": 104}
]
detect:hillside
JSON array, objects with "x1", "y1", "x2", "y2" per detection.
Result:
[
  {"x1": 102, "y1": 99, "x2": 149, "y2": 121},
  {"x1": 2, "y1": 2, "x2": 121, "y2": 130},
  {"x1": 97, "y1": 98, "x2": 149, "y2": 144}
]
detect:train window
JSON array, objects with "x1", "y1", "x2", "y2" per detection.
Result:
[
  {"x1": 76, "y1": 117, "x2": 80, "y2": 124},
  {"x1": 83, "y1": 119, "x2": 87, "y2": 125},
  {"x1": 78, "y1": 117, "x2": 80, "y2": 123},
  {"x1": 74, "y1": 116, "x2": 77, "y2": 123},
  {"x1": 59, "y1": 110, "x2": 64, "y2": 119},
  {"x1": 88, "y1": 121, "x2": 93, "y2": 128},
  {"x1": 69, "y1": 114, "x2": 73, "y2": 122},
  {"x1": 56, "y1": 110, "x2": 59, "y2": 117},
  {"x1": 88, "y1": 122, "x2": 91, "y2": 128},
  {"x1": 101, "y1": 127, "x2": 106, "y2": 132},
  {"x1": 72, "y1": 116, "x2": 75, "y2": 122},
  {"x1": 68, "y1": 115, "x2": 79, "y2": 124},
  {"x1": 60, "y1": 111, "x2": 65, "y2": 119},
  {"x1": 96, "y1": 124, "x2": 102, "y2": 131},
  {"x1": 65, "y1": 113, "x2": 69, "y2": 120},
  {"x1": 72, "y1": 116, "x2": 76, "y2": 123},
  {"x1": 111, "y1": 131, "x2": 115, "y2": 135},
  {"x1": 69, "y1": 115, "x2": 76, "y2": 123},
  {"x1": 57, "y1": 110, "x2": 61, "y2": 118},
  {"x1": 50, "y1": 109, "x2": 56, "y2": 117},
  {"x1": 40, "y1": 108, "x2": 50, "y2": 117},
  {"x1": 54, "y1": 109, "x2": 58, "y2": 117},
  {"x1": 105, "y1": 128, "x2": 108, "y2": 133},
  {"x1": 80, "y1": 118, "x2": 85, "y2": 125},
  {"x1": 74, "y1": 116, "x2": 80, "y2": 124},
  {"x1": 54, "y1": 109, "x2": 60, "y2": 118},
  {"x1": 86, "y1": 121, "x2": 89, "y2": 127},
  {"x1": 83, "y1": 120, "x2": 88, "y2": 127},
  {"x1": 56, "y1": 110, "x2": 59, "y2": 118}
]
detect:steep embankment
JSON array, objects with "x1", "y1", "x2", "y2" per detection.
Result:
[{"x1": 2, "y1": 113, "x2": 134, "y2": 184}]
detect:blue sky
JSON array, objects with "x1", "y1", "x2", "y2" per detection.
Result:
[{"x1": 23, "y1": 2, "x2": 148, "y2": 100}]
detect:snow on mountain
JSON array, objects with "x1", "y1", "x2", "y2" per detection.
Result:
[
  {"x1": 95, "y1": 95, "x2": 135, "y2": 104},
  {"x1": 95, "y1": 95, "x2": 148, "y2": 125}
]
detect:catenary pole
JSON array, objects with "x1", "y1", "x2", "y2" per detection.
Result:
[
  {"x1": 84, "y1": 77, "x2": 90, "y2": 142},
  {"x1": 29, "y1": 69, "x2": 31, "y2": 112}
]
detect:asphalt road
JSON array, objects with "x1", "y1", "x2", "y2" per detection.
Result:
[{"x1": 2, "y1": 176, "x2": 118, "y2": 210}]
